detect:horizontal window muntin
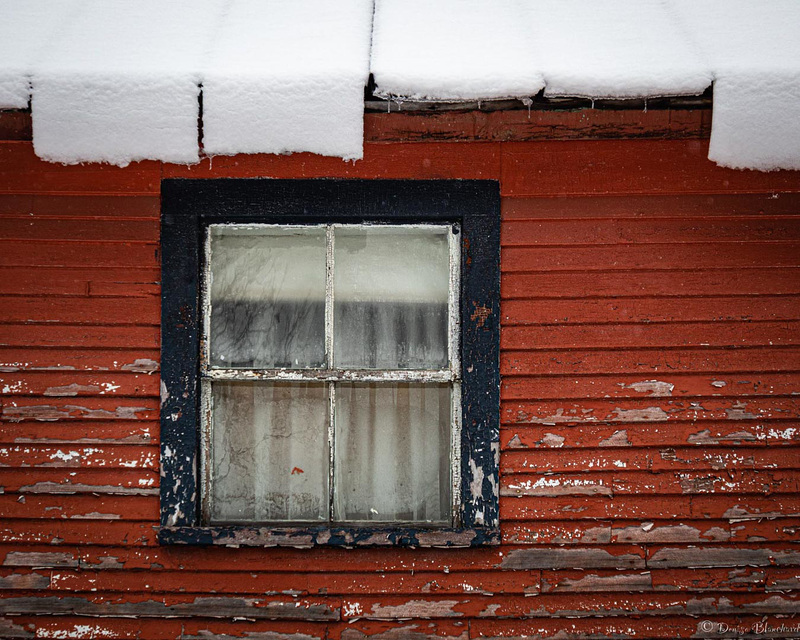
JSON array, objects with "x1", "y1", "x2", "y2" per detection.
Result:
[{"x1": 204, "y1": 369, "x2": 456, "y2": 382}]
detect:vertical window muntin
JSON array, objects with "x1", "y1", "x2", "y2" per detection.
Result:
[{"x1": 200, "y1": 222, "x2": 461, "y2": 527}]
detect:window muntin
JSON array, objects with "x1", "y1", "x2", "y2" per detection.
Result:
[{"x1": 202, "y1": 223, "x2": 461, "y2": 526}]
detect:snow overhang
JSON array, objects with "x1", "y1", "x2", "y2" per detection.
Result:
[{"x1": 0, "y1": 0, "x2": 798, "y2": 171}]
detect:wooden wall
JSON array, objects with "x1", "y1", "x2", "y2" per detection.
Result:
[{"x1": 1, "y1": 109, "x2": 800, "y2": 639}]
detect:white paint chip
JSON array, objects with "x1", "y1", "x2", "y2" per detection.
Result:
[{"x1": 622, "y1": 380, "x2": 675, "y2": 397}]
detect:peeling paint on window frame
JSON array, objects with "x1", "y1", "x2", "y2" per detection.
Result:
[{"x1": 159, "y1": 179, "x2": 500, "y2": 547}]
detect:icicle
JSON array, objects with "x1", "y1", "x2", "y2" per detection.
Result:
[
  {"x1": 643, "y1": 98, "x2": 648, "y2": 113},
  {"x1": 521, "y1": 97, "x2": 533, "y2": 119},
  {"x1": 590, "y1": 98, "x2": 595, "y2": 109}
]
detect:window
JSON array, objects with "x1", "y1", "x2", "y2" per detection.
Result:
[
  {"x1": 205, "y1": 223, "x2": 458, "y2": 526},
  {"x1": 159, "y1": 179, "x2": 500, "y2": 547}
]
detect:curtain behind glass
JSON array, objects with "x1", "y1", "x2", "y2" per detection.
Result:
[
  {"x1": 334, "y1": 226, "x2": 450, "y2": 369},
  {"x1": 209, "y1": 381, "x2": 329, "y2": 523},
  {"x1": 209, "y1": 226, "x2": 326, "y2": 369},
  {"x1": 333, "y1": 383, "x2": 451, "y2": 524}
]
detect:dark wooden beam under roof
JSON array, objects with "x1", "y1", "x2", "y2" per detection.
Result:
[
  {"x1": 0, "y1": 85, "x2": 714, "y2": 148},
  {"x1": 365, "y1": 86, "x2": 713, "y2": 113}
]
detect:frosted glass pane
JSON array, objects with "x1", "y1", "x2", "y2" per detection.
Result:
[
  {"x1": 209, "y1": 382, "x2": 329, "y2": 523},
  {"x1": 209, "y1": 226, "x2": 326, "y2": 369},
  {"x1": 333, "y1": 383, "x2": 451, "y2": 523},
  {"x1": 334, "y1": 226, "x2": 449, "y2": 369}
]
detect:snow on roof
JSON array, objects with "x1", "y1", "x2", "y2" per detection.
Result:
[
  {"x1": 33, "y1": 0, "x2": 219, "y2": 165},
  {"x1": 0, "y1": 0, "x2": 67, "y2": 109},
  {"x1": 1, "y1": 0, "x2": 799, "y2": 171},
  {"x1": 528, "y1": 0, "x2": 711, "y2": 99},
  {"x1": 370, "y1": 0, "x2": 545, "y2": 101},
  {"x1": 671, "y1": 0, "x2": 800, "y2": 171},
  {"x1": 202, "y1": 0, "x2": 372, "y2": 160}
]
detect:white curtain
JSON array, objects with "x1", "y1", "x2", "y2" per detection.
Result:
[{"x1": 333, "y1": 383, "x2": 451, "y2": 524}]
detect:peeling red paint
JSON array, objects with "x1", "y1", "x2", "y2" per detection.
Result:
[{"x1": 1, "y1": 118, "x2": 799, "y2": 639}]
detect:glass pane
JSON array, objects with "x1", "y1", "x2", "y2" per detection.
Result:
[
  {"x1": 334, "y1": 226, "x2": 450, "y2": 369},
  {"x1": 209, "y1": 381, "x2": 329, "y2": 523},
  {"x1": 209, "y1": 226, "x2": 326, "y2": 369},
  {"x1": 333, "y1": 383, "x2": 451, "y2": 524}
]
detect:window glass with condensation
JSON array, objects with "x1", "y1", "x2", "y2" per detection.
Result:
[{"x1": 204, "y1": 224, "x2": 459, "y2": 526}]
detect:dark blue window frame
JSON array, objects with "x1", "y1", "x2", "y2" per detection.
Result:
[{"x1": 159, "y1": 179, "x2": 500, "y2": 547}]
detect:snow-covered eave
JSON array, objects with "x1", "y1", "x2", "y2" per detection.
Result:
[
  {"x1": 1, "y1": 89, "x2": 716, "y2": 154},
  {"x1": 2, "y1": 0, "x2": 799, "y2": 171}
]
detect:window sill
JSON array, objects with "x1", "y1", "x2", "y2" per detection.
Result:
[{"x1": 158, "y1": 525, "x2": 501, "y2": 548}]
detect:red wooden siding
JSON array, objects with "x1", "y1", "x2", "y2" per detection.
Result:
[{"x1": 1, "y1": 110, "x2": 800, "y2": 639}]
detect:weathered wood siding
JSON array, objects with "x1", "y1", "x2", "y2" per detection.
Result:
[{"x1": 1, "y1": 110, "x2": 800, "y2": 639}]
